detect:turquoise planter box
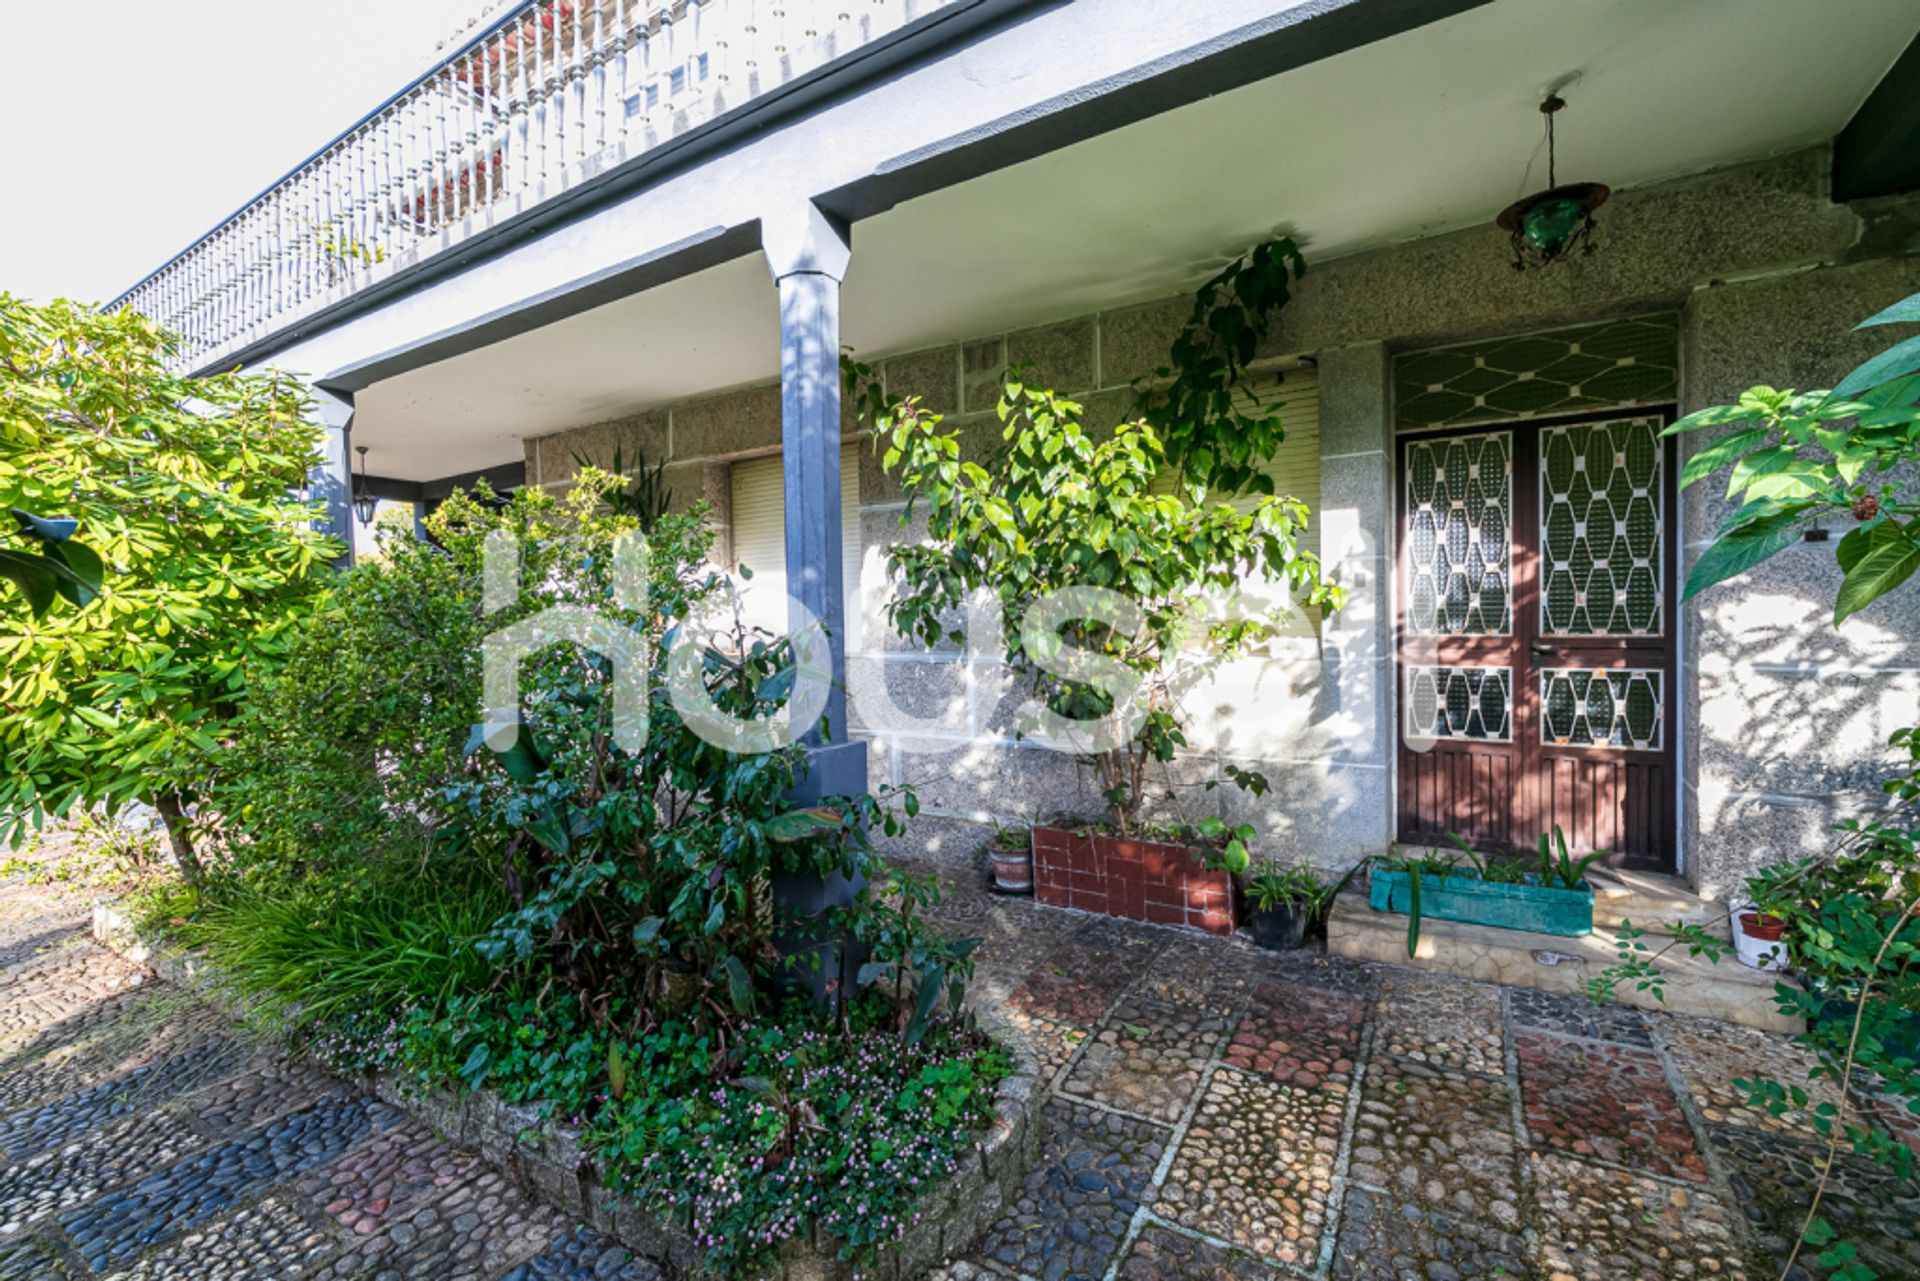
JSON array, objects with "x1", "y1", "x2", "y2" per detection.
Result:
[{"x1": 1368, "y1": 866, "x2": 1594, "y2": 937}]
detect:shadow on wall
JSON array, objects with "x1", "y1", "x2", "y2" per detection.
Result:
[{"x1": 1691, "y1": 548, "x2": 1915, "y2": 895}]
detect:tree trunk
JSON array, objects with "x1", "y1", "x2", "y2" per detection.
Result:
[{"x1": 154, "y1": 793, "x2": 204, "y2": 885}]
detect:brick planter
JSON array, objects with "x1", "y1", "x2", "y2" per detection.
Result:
[{"x1": 1031, "y1": 827, "x2": 1238, "y2": 935}]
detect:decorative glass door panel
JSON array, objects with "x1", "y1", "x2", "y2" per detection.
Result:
[{"x1": 1398, "y1": 414, "x2": 1675, "y2": 869}]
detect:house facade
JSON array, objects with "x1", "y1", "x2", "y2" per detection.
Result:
[{"x1": 113, "y1": 0, "x2": 1920, "y2": 899}]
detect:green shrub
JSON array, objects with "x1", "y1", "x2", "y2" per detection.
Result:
[{"x1": 215, "y1": 515, "x2": 490, "y2": 886}]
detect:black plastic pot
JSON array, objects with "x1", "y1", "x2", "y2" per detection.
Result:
[{"x1": 1248, "y1": 901, "x2": 1309, "y2": 951}]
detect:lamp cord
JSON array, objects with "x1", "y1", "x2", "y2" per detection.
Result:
[{"x1": 1541, "y1": 93, "x2": 1566, "y2": 190}]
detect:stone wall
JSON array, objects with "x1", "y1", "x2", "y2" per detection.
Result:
[{"x1": 525, "y1": 146, "x2": 1920, "y2": 896}]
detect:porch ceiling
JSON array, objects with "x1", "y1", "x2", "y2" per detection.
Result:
[{"x1": 351, "y1": 0, "x2": 1918, "y2": 482}]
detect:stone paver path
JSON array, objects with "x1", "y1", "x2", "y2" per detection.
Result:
[
  {"x1": 908, "y1": 863, "x2": 1920, "y2": 1281},
  {"x1": 5, "y1": 867, "x2": 1920, "y2": 1281},
  {"x1": 0, "y1": 883, "x2": 653, "y2": 1281}
]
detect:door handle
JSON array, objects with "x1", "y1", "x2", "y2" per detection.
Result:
[{"x1": 1530, "y1": 641, "x2": 1557, "y2": 657}]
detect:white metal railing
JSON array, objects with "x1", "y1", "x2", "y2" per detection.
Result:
[{"x1": 113, "y1": 0, "x2": 951, "y2": 371}]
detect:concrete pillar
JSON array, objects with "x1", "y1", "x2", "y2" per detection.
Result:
[
  {"x1": 311, "y1": 387, "x2": 355, "y2": 568},
  {"x1": 1315, "y1": 341, "x2": 1395, "y2": 860},
  {"x1": 762, "y1": 202, "x2": 864, "y2": 800}
]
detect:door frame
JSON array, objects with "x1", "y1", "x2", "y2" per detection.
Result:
[{"x1": 1390, "y1": 405, "x2": 1680, "y2": 872}]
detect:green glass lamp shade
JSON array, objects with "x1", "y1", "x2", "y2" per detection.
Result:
[{"x1": 1521, "y1": 196, "x2": 1584, "y2": 252}]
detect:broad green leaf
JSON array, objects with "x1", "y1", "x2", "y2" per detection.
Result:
[
  {"x1": 715, "y1": 954, "x2": 753, "y2": 1012},
  {"x1": 0, "y1": 549, "x2": 59, "y2": 617},
  {"x1": 1857, "y1": 291, "x2": 1920, "y2": 328},
  {"x1": 1836, "y1": 521, "x2": 1886, "y2": 574},
  {"x1": 1684, "y1": 513, "x2": 1809, "y2": 599},
  {"x1": 1726, "y1": 445, "x2": 1800, "y2": 497},
  {"x1": 1837, "y1": 331, "x2": 1920, "y2": 397},
  {"x1": 1834, "y1": 526, "x2": 1920, "y2": 624},
  {"x1": 1678, "y1": 426, "x2": 1772, "y2": 489},
  {"x1": 763, "y1": 806, "x2": 840, "y2": 843},
  {"x1": 1664, "y1": 404, "x2": 1758, "y2": 435}
]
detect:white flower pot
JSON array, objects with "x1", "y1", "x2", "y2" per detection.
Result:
[{"x1": 1733, "y1": 906, "x2": 1789, "y2": 972}]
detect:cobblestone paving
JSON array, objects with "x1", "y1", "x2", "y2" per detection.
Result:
[
  {"x1": 11, "y1": 866, "x2": 1920, "y2": 1281},
  {"x1": 0, "y1": 882, "x2": 656, "y2": 1281},
  {"x1": 975, "y1": 1101, "x2": 1167, "y2": 1281},
  {"x1": 909, "y1": 861, "x2": 1920, "y2": 1281},
  {"x1": 1514, "y1": 1030, "x2": 1710, "y2": 1183},
  {"x1": 1060, "y1": 997, "x2": 1226, "y2": 1123},
  {"x1": 1223, "y1": 981, "x2": 1363, "y2": 1093}
]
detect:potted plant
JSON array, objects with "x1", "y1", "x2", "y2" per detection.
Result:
[
  {"x1": 1246, "y1": 863, "x2": 1319, "y2": 950},
  {"x1": 1369, "y1": 828, "x2": 1603, "y2": 957},
  {"x1": 987, "y1": 823, "x2": 1033, "y2": 894},
  {"x1": 1731, "y1": 903, "x2": 1789, "y2": 971}
]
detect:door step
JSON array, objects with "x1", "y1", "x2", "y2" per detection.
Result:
[
  {"x1": 1586, "y1": 867, "x2": 1733, "y2": 941},
  {"x1": 1326, "y1": 890, "x2": 1797, "y2": 1034}
]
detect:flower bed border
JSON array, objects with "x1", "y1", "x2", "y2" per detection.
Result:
[
  {"x1": 1031, "y1": 827, "x2": 1237, "y2": 935},
  {"x1": 90, "y1": 898, "x2": 1044, "y2": 1281}
]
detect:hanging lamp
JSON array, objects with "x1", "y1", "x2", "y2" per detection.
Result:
[{"x1": 1496, "y1": 94, "x2": 1609, "y2": 271}]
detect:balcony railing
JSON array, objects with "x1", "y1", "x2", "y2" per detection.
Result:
[{"x1": 113, "y1": 0, "x2": 952, "y2": 371}]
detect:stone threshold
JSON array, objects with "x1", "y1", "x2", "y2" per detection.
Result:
[
  {"x1": 89, "y1": 899, "x2": 1046, "y2": 1281},
  {"x1": 1325, "y1": 889, "x2": 1803, "y2": 1034}
]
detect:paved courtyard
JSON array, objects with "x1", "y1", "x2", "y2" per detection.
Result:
[{"x1": 2, "y1": 867, "x2": 1917, "y2": 1281}]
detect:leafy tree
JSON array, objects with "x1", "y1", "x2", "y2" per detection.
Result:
[
  {"x1": 852, "y1": 369, "x2": 1338, "y2": 834},
  {"x1": 849, "y1": 239, "x2": 1335, "y2": 834},
  {"x1": 214, "y1": 513, "x2": 489, "y2": 886},
  {"x1": 0, "y1": 296, "x2": 337, "y2": 879},
  {"x1": 1671, "y1": 290, "x2": 1920, "y2": 622},
  {"x1": 1132, "y1": 237, "x2": 1308, "y2": 495}
]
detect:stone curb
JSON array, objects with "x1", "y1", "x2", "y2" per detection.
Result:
[{"x1": 90, "y1": 899, "x2": 1045, "y2": 1281}]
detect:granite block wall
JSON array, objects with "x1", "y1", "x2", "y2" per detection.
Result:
[{"x1": 523, "y1": 147, "x2": 1920, "y2": 894}]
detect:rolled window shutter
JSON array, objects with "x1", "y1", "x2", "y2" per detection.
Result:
[
  {"x1": 1246, "y1": 369, "x2": 1321, "y2": 637},
  {"x1": 728, "y1": 449, "x2": 862, "y2": 642},
  {"x1": 729, "y1": 456, "x2": 787, "y2": 636}
]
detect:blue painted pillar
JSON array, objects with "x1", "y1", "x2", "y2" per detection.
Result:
[
  {"x1": 763, "y1": 203, "x2": 864, "y2": 800},
  {"x1": 311, "y1": 387, "x2": 356, "y2": 568}
]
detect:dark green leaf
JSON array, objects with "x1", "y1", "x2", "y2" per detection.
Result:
[
  {"x1": 9, "y1": 509, "x2": 78, "y2": 543},
  {"x1": 1684, "y1": 511, "x2": 1810, "y2": 599},
  {"x1": 1837, "y1": 332, "x2": 1920, "y2": 397},
  {"x1": 1678, "y1": 426, "x2": 1772, "y2": 489},
  {"x1": 1835, "y1": 526, "x2": 1920, "y2": 624},
  {"x1": 1857, "y1": 291, "x2": 1920, "y2": 328}
]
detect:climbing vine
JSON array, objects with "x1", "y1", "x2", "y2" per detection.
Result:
[{"x1": 1132, "y1": 236, "x2": 1309, "y2": 496}]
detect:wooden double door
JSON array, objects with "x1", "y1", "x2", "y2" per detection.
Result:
[{"x1": 1395, "y1": 411, "x2": 1677, "y2": 871}]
